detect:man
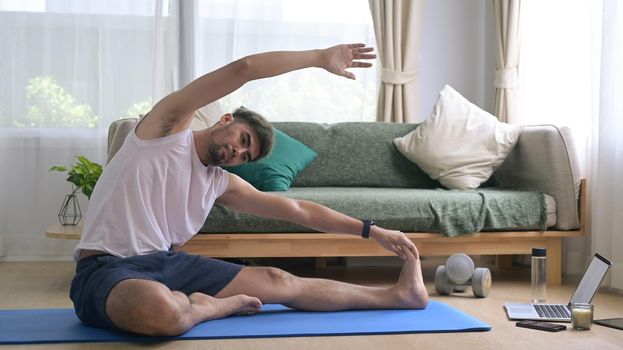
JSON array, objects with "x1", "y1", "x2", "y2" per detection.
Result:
[{"x1": 70, "y1": 43, "x2": 429, "y2": 336}]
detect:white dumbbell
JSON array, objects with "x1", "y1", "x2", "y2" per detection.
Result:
[{"x1": 434, "y1": 253, "x2": 492, "y2": 298}]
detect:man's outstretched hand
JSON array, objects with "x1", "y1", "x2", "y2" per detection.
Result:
[
  {"x1": 320, "y1": 43, "x2": 376, "y2": 80},
  {"x1": 370, "y1": 227, "x2": 420, "y2": 260}
]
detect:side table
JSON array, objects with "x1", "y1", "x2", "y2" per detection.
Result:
[{"x1": 45, "y1": 222, "x2": 83, "y2": 240}]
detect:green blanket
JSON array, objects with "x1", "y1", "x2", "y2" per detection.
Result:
[{"x1": 202, "y1": 188, "x2": 546, "y2": 237}]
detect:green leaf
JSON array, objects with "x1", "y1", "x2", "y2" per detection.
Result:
[
  {"x1": 72, "y1": 167, "x2": 86, "y2": 175},
  {"x1": 49, "y1": 166, "x2": 67, "y2": 172},
  {"x1": 82, "y1": 187, "x2": 92, "y2": 199},
  {"x1": 77, "y1": 155, "x2": 92, "y2": 167}
]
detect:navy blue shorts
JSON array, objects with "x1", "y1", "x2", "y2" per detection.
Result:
[{"x1": 69, "y1": 251, "x2": 244, "y2": 330}]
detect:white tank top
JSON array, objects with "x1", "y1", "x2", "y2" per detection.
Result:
[{"x1": 74, "y1": 125, "x2": 229, "y2": 261}]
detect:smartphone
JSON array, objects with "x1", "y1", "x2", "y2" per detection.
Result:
[
  {"x1": 516, "y1": 320, "x2": 566, "y2": 332},
  {"x1": 594, "y1": 318, "x2": 623, "y2": 330}
]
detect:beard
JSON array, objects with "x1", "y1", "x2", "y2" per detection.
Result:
[{"x1": 208, "y1": 144, "x2": 226, "y2": 166}]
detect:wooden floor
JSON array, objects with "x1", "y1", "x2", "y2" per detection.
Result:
[{"x1": 1, "y1": 257, "x2": 622, "y2": 350}]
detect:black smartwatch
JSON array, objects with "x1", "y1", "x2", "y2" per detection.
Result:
[{"x1": 361, "y1": 219, "x2": 375, "y2": 239}]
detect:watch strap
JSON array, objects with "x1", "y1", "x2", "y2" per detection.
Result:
[{"x1": 361, "y1": 219, "x2": 375, "y2": 239}]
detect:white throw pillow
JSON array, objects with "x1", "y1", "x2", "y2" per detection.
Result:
[{"x1": 393, "y1": 85, "x2": 523, "y2": 190}]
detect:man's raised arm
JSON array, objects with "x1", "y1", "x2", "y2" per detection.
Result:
[{"x1": 137, "y1": 44, "x2": 375, "y2": 139}]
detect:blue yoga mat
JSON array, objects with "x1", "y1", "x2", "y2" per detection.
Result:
[{"x1": 0, "y1": 301, "x2": 490, "y2": 344}]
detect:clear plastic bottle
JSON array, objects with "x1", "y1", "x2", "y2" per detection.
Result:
[{"x1": 531, "y1": 247, "x2": 547, "y2": 302}]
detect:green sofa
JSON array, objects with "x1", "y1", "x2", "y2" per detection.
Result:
[{"x1": 108, "y1": 119, "x2": 584, "y2": 284}]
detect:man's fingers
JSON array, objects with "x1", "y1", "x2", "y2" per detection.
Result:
[
  {"x1": 342, "y1": 71, "x2": 356, "y2": 80},
  {"x1": 347, "y1": 43, "x2": 366, "y2": 49},
  {"x1": 398, "y1": 234, "x2": 419, "y2": 259},
  {"x1": 353, "y1": 47, "x2": 375, "y2": 55},
  {"x1": 351, "y1": 61, "x2": 373, "y2": 68},
  {"x1": 408, "y1": 243, "x2": 419, "y2": 259},
  {"x1": 394, "y1": 245, "x2": 406, "y2": 259},
  {"x1": 353, "y1": 53, "x2": 376, "y2": 59}
]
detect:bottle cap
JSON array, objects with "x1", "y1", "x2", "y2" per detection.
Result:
[{"x1": 532, "y1": 248, "x2": 547, "y2": 257}]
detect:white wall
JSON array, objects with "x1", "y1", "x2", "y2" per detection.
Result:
[{"x1": 420, "y1": 0, "x2": 495, "y2": 120}]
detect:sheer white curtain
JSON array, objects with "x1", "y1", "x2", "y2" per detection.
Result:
[
  {"x1": 518, "y1": 0, "x2": 623, "y2": 288},
  {"x1": 517, "y1": 0, "x2": 592, "y2": 276},
  {"x1": 0, "y1": 0, "x2": 174, "y2": 260},
  {"x1": 590, "y1": 0, "x2": 623, "y2": 290},
  {"x1": 194, "y1": 0, "x2": 378, "y2": 123},
  {"x1": 0, "y1": 0, "x2": 376, "y2": 260}
]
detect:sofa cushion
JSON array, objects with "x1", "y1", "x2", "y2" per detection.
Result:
[
  {"x1": 272, "y1": 122, "x2": 440, "y2": 188},
  {"x1": 223, "y1": 129, "x2": 317, "y2": 191},
  {"x1": 201, "y1": 187, "x2": 549, "y2": 237},
  {"x1": 393, "y1": 85, "x2": 522, "y2": 190}
]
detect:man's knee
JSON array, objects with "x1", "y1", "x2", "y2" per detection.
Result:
[
  {"x1": 263, "y1": 267, "x2": 299, "y2": 293},
  {"x1": 107, "y1": 280, "x2": 190, "y2": 336},
  {"x1": 151, "y1": 291, "x2": 191, "y2": 335}
]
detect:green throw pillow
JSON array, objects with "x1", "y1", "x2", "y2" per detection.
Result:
[{"x1": 224, "y1": 128, "x2": 317, "y2": 191}]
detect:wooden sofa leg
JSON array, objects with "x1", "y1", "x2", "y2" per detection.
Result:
[{"x1": 546, "y1": 238, "x2": 562, "y2": 285}]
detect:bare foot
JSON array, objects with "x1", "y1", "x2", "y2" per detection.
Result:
[
  {"x1": 393, "y1": 249, "x2": 429, "y2": 309},
  {"x1": 189, "y1": 292, "x2": 262, "y2": 320}
]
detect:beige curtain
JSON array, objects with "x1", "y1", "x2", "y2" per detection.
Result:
[
  {"x1": 369, "y1": 0, "x2": 425, "y2": 123},
  {"x1": 493, "y1": 0, "x2": 521, "y2": 123}
]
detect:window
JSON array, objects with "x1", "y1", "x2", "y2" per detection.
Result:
[
  {"x1": 0, "y1": 1, "x2": 162, "y2": 128},
  {"x1": 0, "y1": 0, "x2": 376, "y2": 128},
  {"x1": 518, "y1": 0, "x2": 594, "y2": 164},
  {"x1": 195, "y1": 0, "x2": 377, "y2": 123}
]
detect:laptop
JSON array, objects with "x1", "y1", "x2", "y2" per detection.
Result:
[{"x1": 504, "y1": 253, "x2": 612, "y2": 322}]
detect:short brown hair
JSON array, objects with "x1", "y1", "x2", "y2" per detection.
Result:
[{"x1": 232, "y1": 106, "x2": 274, "y2": 161}]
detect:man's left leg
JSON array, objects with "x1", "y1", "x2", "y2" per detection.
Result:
[{"x1": 215, "y1": 249, "x2": 428, "y2": 311}]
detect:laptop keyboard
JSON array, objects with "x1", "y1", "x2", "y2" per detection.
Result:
[{"x1": 534, "y1": 304, "x2": 571, "y2": 319}]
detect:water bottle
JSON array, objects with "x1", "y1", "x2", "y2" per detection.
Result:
[{"x1": 531, "y1": 247, "x2": 547, "y2": 302}]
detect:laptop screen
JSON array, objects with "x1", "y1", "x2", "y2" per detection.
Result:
[{"x1": 569, "y1": 254, "x2": 612, "y2": 305}]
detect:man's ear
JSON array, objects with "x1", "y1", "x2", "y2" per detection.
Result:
[{"x1": 219, "y1": 113, "x2": 234, "y2": 125}]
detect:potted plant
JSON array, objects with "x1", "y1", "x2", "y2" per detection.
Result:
[{"x1": 49, "y1": 155, "x2": 103, "y2": 225}]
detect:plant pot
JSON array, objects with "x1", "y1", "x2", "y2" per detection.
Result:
[{"x1": 58, "y1": 193, "x2": 82, "y2": 225}]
